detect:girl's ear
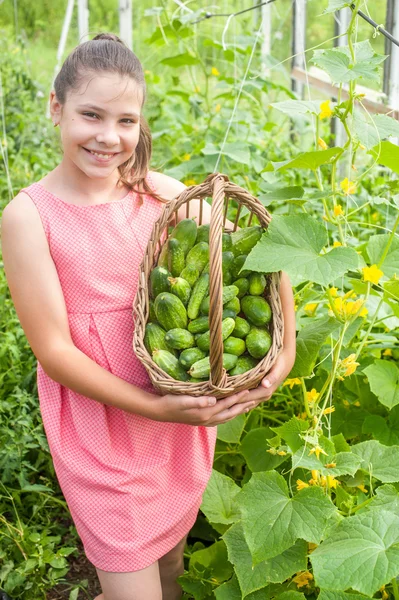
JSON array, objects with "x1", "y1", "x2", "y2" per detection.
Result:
[{"x1": 49, "y1": 90, "x2": 62, "y2": 126}]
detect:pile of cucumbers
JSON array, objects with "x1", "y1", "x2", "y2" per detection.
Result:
[{"x1": 144, "y1": 218, "x2": 272, "y2": 382}]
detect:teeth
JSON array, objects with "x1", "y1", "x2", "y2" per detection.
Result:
[{"x1": 90, "y1": 150, "x2": 114, "y2": 159}]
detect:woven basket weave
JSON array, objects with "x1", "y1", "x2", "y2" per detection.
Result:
[{"x1": 132, "y1": 172, "x2": 284, "y2": 398}]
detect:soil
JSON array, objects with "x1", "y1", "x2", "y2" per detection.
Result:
[{"x1": 46, "y1": 538, "x2": 102, "y2": 600}]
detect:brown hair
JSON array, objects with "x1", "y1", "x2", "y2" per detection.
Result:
[{"x1": 53, "y1": 32, "x2": 167, "y2": 203}]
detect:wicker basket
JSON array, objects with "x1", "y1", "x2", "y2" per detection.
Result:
[{"x1": 132, "y1": 172, "x2": 284, "y2": 398}]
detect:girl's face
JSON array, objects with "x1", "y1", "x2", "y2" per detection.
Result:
[{"x1": 50, "y1": 72, "x2": 142, "y2": 180}]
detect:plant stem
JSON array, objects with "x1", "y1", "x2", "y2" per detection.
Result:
[
  {"x1": 377, "y1": 211, "x2": 399, "y2": 269},
  {"x1": 392, "y1": 577, "x2": 399, "y2": 600}
]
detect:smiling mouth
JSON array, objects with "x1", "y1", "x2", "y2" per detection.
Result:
[{"x1": 83, "y1": 148, "x2": 120, "y2": 159}]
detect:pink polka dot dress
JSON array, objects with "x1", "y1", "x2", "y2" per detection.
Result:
[{"x1": 21, "y1": 175, "x2": 218, "y2": 573}]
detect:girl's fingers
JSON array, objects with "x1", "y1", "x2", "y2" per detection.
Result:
[{"x1": 212, "y1": 400, "x2": 256, "y2": 424}]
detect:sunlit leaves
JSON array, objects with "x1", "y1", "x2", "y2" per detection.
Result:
[
  {"x1": 311, "y1": 41, "x2": 386, "y2": 84},
  {"x1": 244, "y1": 215, "x2": 359, "y2": 286}
]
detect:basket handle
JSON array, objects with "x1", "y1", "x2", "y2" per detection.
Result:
[{"x1": 207, "y1": 173, "x2": 229, "y2": 390}]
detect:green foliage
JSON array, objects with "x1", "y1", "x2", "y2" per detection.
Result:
[{"x1": 1, "y1": 2, "x2": 399, "y2": 599}]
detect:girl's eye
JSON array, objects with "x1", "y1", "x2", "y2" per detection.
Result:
[
  {"x1": 121, "y1": 119, "x2": 136, "y2": 125},
  {"x1": 83, "y1": 112, "x2": 98, "y2": 119}
]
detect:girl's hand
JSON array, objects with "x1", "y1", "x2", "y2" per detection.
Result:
[
  {"x1": 242, "y1": 349, "x2": 296, "y2": 408},
  {"x1": 144, "y1": 389, "x2": 257, "y2": 426}
]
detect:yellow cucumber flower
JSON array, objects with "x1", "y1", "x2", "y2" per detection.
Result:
[
  {"x1": 307, "y1": 389, "x2": 320, "y2": 404},
  {"x1": 340, "y1": 177, "x2": 357, "y2": 195},
  {"x1": 362, "y1": 264, "x2": 384, "y2": 285},
  {"x1": 318, "y1": 137, "x2": 328, "y2": 149},
  {"x1": 215, "y1": 103, "x2": 221, "y2": 112},
  {"x1": 333, "y1": 205, "x2": 344, "y2": 217},
  {"x1": 211, "y1": 66, "x2": 220, "y2": 76},
  {"x1": 309, "y1": 446, "x2": 328, "y2": 459},
  {"x1": 304, "y1": 302, "x2": 318, "y2": 315},
  {"x1": 283, "y1": 378, "x2": 301, "y2": 389},
  {"x1": 293, "y1": 571, "x2": 314, "y2": 588},
  {"x1": 182, "y1": 153, "x2": 191, "y2": 161},
  {"x1": 296, "y1": 479, "x2": 309, "y2": 490},
  {"x1": 320, "y1": 100, "x2": 332, "y2": 119},
  {"x1": 333, "y1": 241, "x2": 342, "y2": 247},
  {"x1": 323, "y1": 406, "x2": 335, "y2": 415}
]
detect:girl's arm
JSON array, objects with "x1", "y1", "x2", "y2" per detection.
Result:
[{"x1": 1, "y1": 193, "x2": 156, "y2": 415}]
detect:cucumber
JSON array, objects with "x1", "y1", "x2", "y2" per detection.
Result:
[
  {"x1": 222, "y1": 251, "x2": 234, "y2": 284},
  {"x1": 187, "y1": 273, "x2": 210, "y2": 320},
  {"x1": 229, "y1": 355, "x2": 259, "y2": 376},
  {"x1": 241, "y1": 296, "x2": 272, "y2": 327},
  {"x1": 167, "y1": 238, "x2": 185, "y2": 277},
  {"x1": 180, "y1": 265, "x2": 199, "y2": 287},
  {"x1": 233, "y1": 277, "x2": 249, "y2": 298},
  {"x1": 248, "y1": 272, "x2": 267, "y2": 296},
  {"x1": 223, "y1": 336, "x2": 246, "y2": 356},
  {"x1": 168, "y1": 277, "x2": 191, "y2": 306},
  {"x1": 222, "y1": 233, "x2": 233, "y2": 252},
  {"x1": 152, "y1": 349, "x2": 190, "y2": 381},
  {"x1": 233, "y1": 316, "x2": 251, "y2": 339},
  {"x1": 154, "y1": 292, "x2": 188, "y2": 331},
  {"x1": 225, "y1": 296, "x2": 240, "y2": 315},
  {"x1": 165, "y1": 328, "x2": 195, "y2": 350},
  {"x1": 231, "y1": 226, "x2": 263, "y2": 257},
  {"x1": 196, "y1": 224, "x2": 210, "y2": 243},
  {"x1": 188, "y1": 316, "x2": 210, "y2": 334},
  {"x1": 150, "y1": 266, "x2": 172, "y2": 299},
  {"x1": 231, "y1": 254, "x2": 251, "y2": 279},
  {"x1": 148, "y1": 299, "x2": 157, "y2": 323},
  {"x1": 186, "y1": 242, "x2": 209, "y2": 273},
  {"x1": 197, "y1": 317, "x2": 236, "y2": 352},
  {"x1": 246, "y1": 327, "x2": 272, "y2": 359},
  {"x1": 169, "y1": 218, "x2": 198, "y2": 255},
  {"x1": 200, "y1": 285, "x2": 239, "y2": 315},
  {"x1": 179, "y1": 347, "x2": 206, "y2": 370},
  {"x1": 222, "y1": 308, "x2": 237, "y2": 320},
  {"x1": 144, "y1": 323, "x2": 169, "y2": 355},
  {"x1": 189, "y1": 353, "x2": 238, "y2": 379}
]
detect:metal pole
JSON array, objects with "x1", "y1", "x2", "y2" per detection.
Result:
[
  {"x1": 78, "y1": 0, "x2": 90, "y2": 43},
  {"x1": 119, "y1": 0, "x2": 133, "y2": 51},
  {"x1": 46, "y1": 0, "x2": 75, "y2": 117},
  {"x1": 332, "y1": 8, "x2": 351, "y2": 147},
  {"x1": 384, "y1": 0, "x2": 399, "y2": 113},
  {"x1": 291, "y1": 0, "x2": 306, "y2": 98},
  {"x1": 261, "y1": 0, "x2": 272, "y2": 76}
]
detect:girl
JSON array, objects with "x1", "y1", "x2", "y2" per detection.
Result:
[{"x1": 1, "y1": 33, "x2": 296, "y2": 600}]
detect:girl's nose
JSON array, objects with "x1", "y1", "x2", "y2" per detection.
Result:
[{"x1": 95, "y1": 128, "x2": 120, "y2": 147}]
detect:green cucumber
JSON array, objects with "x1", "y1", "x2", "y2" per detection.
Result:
[
  {"x1": 154, "y1": 292, "x2": 188, "y2": 331},
  {"x1": 200, "y1": 285, "x2": 239, "y2": 315},
  {"x1": 148, "y1": 299, "x2": 157, "y2": 323},
  {"x1": 197, "y1": 317, "x2": 236, "y2": 352},
  {"x1": 229, "y1": 355, "x2": 259, "y2": 376},
  {"x1": 231, "y1": 226, "x2": 263, "y2": 257},
  {"x1": 222, "y1": 308, "x2": 237, "y2": 320},
  {"x1": 222, "y1": 233, "x2": 233, "y2": 251},
  {"x1": 186, "y1": 242, "x2": 209, "y2": 273},
  {"x1": 150, "y1": 266, "x2": 171, "y2": 299},
  {"x1": 188, "y1": 316, "x2": 209, "y2": 334},
  {"x1": 144, "y1": 323, "x2": 169, "y2": 355},
  {"x1": 189, "y1": 353, "x2": 238, "y2": 379},
  {"x1": 223, "y1": 336, "x2": 246, "y2": 356},
  {"x1": 224, "y1": 296, "x2": 240, "y2": 314},
  {"x1": 187, "y1": 273, "x2": 210, "y2": 320},
  {"x1": 168, "y1": 277, "x2": 191, "y2": 306},
  {"x1": 248, "y1": 272, "x2": 267, "y2": 296},
  {"x1": 165, "y1": 328, "x2": 195, "y2": 350},
  {"x1": 179, "y1": 347, "x2": 206, "y2": 370},
  {"x1": 233, "y1": 277, "x2": 249, "y2": 298},
  {"x1": 169, "y1": 218, "x2": 198, "y2": 255},
  {"x1": 196, "y1": 224, "x2": 210, "y2": 243},
  {"x1": 233, "y1": 316, "x2": 251, "y2": 339},
  {"x1": 231, "y1": 254, "x2": 251, "y2": 279},
  {"x1": 241, "y1": 296, "x2": 272, "y2": 327},
  {"x1": 152, "y1": 349, "x2": 189, "y2": 381},
  {"x1": 222, "y1": 251, "x2": 234, "y2": 284},
  {"x1": 168, "y1": 238, "x2": 185, "y2": 277},
  {"x1": 180, "y1": 265, "x2": 199, "y2": 287},
  {"x1": 246, "y1": 327, "x2": 272, "y2": 359}
]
